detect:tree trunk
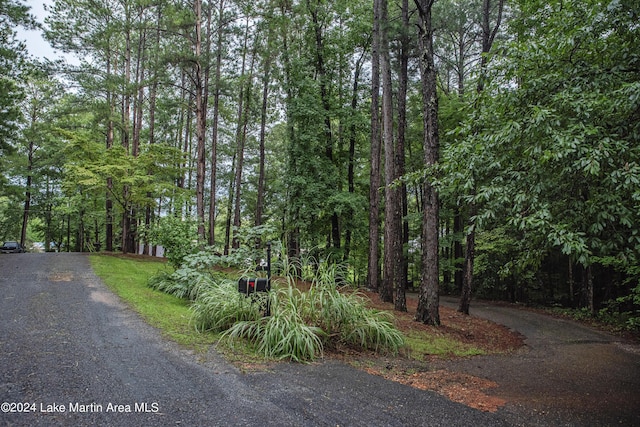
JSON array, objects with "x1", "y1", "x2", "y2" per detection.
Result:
[
  {"x1": 458, "y1": 220, "x2": 475, "y2": 314},
  {"x1": 454, "y1": 209, "x2": 464, "y2": 292},
  {"x1": 224, "y1": 150, "x2": 236, "y2": 256},
  {"x1": 144, "y1": 7, "x2": 161, "y2": 256},
  {"x1": 256, "y1": 26, "x2": 273, "y2": 229},
  {"x1": 367, "y1": 0, "x2": 383, "y2": 291},
  {"x1": 194, "y1": 0, "x2": 207, "y2": 241},
  {"x1": 105, "y1": 47, "x2": 115, "y2": 252},
  {"x1": 345, "y1": 50, "x2": 366, "y2": 261},
  {"x1": 459, "y1": 0, "x2": 505, "y2": 313},
  {"x1": 231, "y1": 17, "x2": 254, "y2": 251},
  {"x1": 120, "y1": 4, "x2": 132, "y2": 254},
  {"x1": 20, "y1": 142, "x2": 33, "y2": 247},
  {"x1": 381, "y1": 0, "x2": 398, "y2": 304},
  {"x1": 208, "y1": 0, "x2": 221, "y2": 247},
  {"x1": 394, "y1": 0, "x2": 410, "y2": 312},
  {"x1": 414, "y1": 0, "x2": 440, "y2": 326},
  {"x1": 307, "y1": 0, "x2": 339, "y2": 250}
]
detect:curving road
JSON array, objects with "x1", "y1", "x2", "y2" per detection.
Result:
[
  {"x1": 439, "y1": 297, "x2": 640, "y2": 426},
  {"x1": 1, "y1": 253, "x2": 638, "y2": 426}
]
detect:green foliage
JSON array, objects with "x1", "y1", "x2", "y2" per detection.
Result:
[
  {"x1": 146, "y1": 216, "x2": 200, "y2": 268},
  {"x1": 191, "y1": 281, "x2": 265, "y2": 333},
  {"x1": 158, "y1": 246, "x2": 404, "y2": 362},
  {"x1": 0, "y1": 0, "x2": 36, "y2": 157},
  {"x1": 220, "y1": 224, "x2": 279, "y2": 270},
  {"x1": 0, "y1": 196, "x2": 22, "y2": 241},
  {"x1": 442, "y1": 0, "x2": 640, "y2": 309}
]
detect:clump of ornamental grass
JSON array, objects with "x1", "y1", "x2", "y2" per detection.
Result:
[
  {"x1": 148, "y1": 251, "x2": 226, "y2": 301},
  {"x1": 222, "y1": 287, "x2": 325, "y2": 362},
  {"x1": 299, "y1": 260, "x2": 404, "y2": 353},
  {"x1": 190, "y1": 280, "x2": 265, "y2": 332},
  {"x1": 150, "y1": 242, "x2": 405, "y2": 362},
  {"x1": 148, "y1": 269, "x2": 213, "y2": 301},
  {"x1": 218, "y1": 253, "x2": 404, "y2": 362}
]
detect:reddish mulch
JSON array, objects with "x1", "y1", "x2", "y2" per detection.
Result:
[{"x1": 328, "y1": 290, "x2": 524, "y2": 412}]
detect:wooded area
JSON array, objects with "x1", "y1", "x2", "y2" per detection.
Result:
[{"x1": 1, "y1": 0, "x2": 638, "y2": 327}]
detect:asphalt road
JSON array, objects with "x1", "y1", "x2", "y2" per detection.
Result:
[
  {"x1": 1, "y1": 253, "x2": 638, "y2": 426},
  {"x1": 439, "y1": 297, "x2": 640, "y2": 426},
  {"x1": 0, "y1": 253, "x2": 505, "y2": 427}
]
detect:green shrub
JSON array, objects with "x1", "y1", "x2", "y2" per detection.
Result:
[{"x1": 146, "y1": 216, "x2": 200, "y2": 268}]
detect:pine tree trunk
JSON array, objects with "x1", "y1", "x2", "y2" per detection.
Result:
[
  {"x1": 394, "y1": 0, "x2": 410, "y2": 312},
  {"x1": 194, "y1": 0, "x2": 207, "y2": 241},
  {"x1": 368, "y1": 0, "x2": 383, "y2": 291},
  {"x1": 381, "y1": 0, "x2": 398, "y2": 304},
  {"x1": 414, "y1": 0, "x2": 440, "y2": 326},
  {"x1": 207, "y1": 1, "x2": 219, "y2": 247},
  {"x1": 256, "y1": 44, "x2": 272, "y2": 229}
]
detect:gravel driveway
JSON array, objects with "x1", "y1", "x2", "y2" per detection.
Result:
[{"x1": 1, "y1": 253, "x2": 638, "y2": 426}]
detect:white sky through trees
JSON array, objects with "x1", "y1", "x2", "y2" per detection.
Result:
[{"x1": 15, "y1": 0, "x2": 77, "y2": 63}]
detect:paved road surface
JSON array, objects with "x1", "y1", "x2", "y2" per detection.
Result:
[
  {"x1": 2, "y1": 253, "x2": 638, "y2": 426},
  {"x1": 1, "y1": 253, "x2": 504, "y2": 426},
  {"x1": 439, "y1": 297, "x2": 640, "y2": 426}
]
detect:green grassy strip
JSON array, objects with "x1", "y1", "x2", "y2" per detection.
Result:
[
  {"x1": 404, "y1": 331, "x2": 485, "y2": 359},
  {"x1": 88, "y1": 254, "x2": 219, "y2": 352}
]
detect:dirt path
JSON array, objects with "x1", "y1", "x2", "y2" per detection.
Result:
[{"x1": 438, "y1": 297, "x2": 640, "y2": 426}]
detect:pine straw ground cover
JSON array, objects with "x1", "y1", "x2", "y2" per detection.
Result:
[{"x1": 330, "y1": 291, "x2": 525, "y2": 413}]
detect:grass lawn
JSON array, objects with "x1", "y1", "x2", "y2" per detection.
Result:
[{"x1": 89, "y1": 254, "x2": 219, "y2": 352}]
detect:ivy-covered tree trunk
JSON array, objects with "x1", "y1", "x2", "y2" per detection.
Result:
[{"x1": 415, "y1": 0, "x2": 440, "y2": 326}]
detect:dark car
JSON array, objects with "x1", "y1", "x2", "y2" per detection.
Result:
[{"x1": 0, "y1": 241, "x2": 24, "y2": 253}]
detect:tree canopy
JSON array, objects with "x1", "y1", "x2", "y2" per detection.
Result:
[{"x1": 2, "y1": 0, "x2": 639, "y2": 328}]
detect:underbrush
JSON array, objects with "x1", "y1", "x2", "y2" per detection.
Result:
[
  {"x1": 550, "y1": 304, "x2": 640, "y2": 335},
  {"x1": 148, "y1": 247, "x2": 404, "y2": 362}
]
